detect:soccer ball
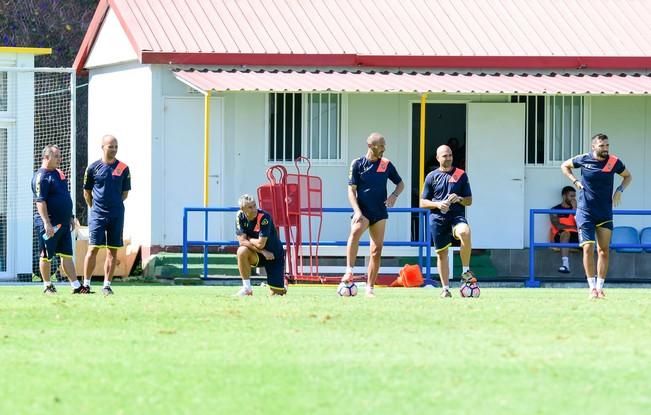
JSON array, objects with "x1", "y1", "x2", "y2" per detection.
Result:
[
  {"x1": 337, "y1": 282, "x2": 358, "y2": 297},
  {"x1": 459, "y1": 282, "x2": 480, "y2": 298}
]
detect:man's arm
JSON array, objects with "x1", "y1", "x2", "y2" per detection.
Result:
[
  {"x1": 561, "y1": 159, "x2": 583, "y2": 189},
  {"x1": 549, "y1": 213, "x2": 563, "y2": 230},
  {"x1": 36, "y1": 201, "x2": 55, "y2": 237},
  {"x1": 83, "y1": 189, "x2": 93, "y2": 208},
  {"x1": 386, "y1": 181, "x2": 404, "y2": 208},
  {"x1": 122, "y1": 191, "x2": 129, "y2": 201},
  {"x1": 348, "y1": 185, "x2": 363, "y2": 217},
  {"x1": 613, "y1": 169, "x2": 632, "y2": 207}
]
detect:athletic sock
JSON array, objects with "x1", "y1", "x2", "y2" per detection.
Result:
[
  {"x1": 562, "y1": 256, "x2": 569, "y2": 268},
  {"x1": 44, "y1": 281, "x2": 52, "y2": 288},
  {"x1": 243, "y1": 279, "x2": 252, "y2": 290},
  {"x1": 83, "y1": 279, "x2": 91, "y2": 287},
  {"x1": 462, "y1": 266, "x2": 469, "y2": 273},
  {"x1": 345, "y1": 266, "x2": 354, "y2": 275},
  {"x1": 596, "y1": 277, "x2": 605, "y2": 290},
  {"x1": 443, "y1": 285, "x2": 449, "y2": 291},
  {"x1": 103, "y1": 280, "x2": 111, "y2": 288},
  {"x1": 71, "y1": 280, "x2": 81, "y2": 289},
  {"x1": 587, "y1": 276, "x2": 596, "y2": 289}
]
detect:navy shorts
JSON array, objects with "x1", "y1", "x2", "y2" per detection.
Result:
[
  {"x1": 357, "y1": 207, "x2": 388, "y2": 226},
  {"x1": 37, "y1": 223, "x2": 73, "y2": 261},
  {"x1": 575, "y1": 210, "x2": 613, "y2": 246},
  {"x1": 431, "y1": 215, "x2": 468, "y2": 252},
  {"x1": 89, "y1": 213, "x2": 124, "y2": 248},
  {"x1": 254, "y1": 252, "x2": 286, "y2": 292}
]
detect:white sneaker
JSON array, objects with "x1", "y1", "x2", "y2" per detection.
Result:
[
  {"x1": 234, "y1": 287, "x2": 253, "y2": 297},
  {"x1": 365, "y1": 286, "x2": 375, "y2": 298}
]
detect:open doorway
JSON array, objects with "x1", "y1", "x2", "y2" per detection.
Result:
[{"x1": 410, "y1": 103, "x2": 466, "y2": 239}]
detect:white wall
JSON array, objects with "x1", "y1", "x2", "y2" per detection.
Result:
[
  {"x1": 87, "y1": 62, "x2": 153, "y2": 246},
  {"x1": 85, "y1": 8, "x2": 138, "y2": 69}
]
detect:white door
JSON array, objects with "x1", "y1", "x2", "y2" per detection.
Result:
[
  {"x1": 466, "y1": 103, "x2": 525, "y2": 249},
  {"x1": 162, "y1": 97, "x2": 224, "y2": 246}
]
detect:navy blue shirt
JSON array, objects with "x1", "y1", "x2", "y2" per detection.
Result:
[
  {"x1": 32, "y1": 168, "x2": 73, "y2": 227},
  {"x1": 83, "y1": 159, "x2": 131, "y2": 217},
  {"x1": 348, "y1": 156, "x2": 402, "y2": 217},
  {"x1": 236, "y1": 209, "x2": 284, "y2": 257},
  {"x1": 421, "y1": 167, "x2": 472, "y2": 218},
  {"x1": 571, "y1": 153, "x2": 625, "y2": 220}
]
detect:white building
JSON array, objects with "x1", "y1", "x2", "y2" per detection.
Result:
[{"x1": 73, "y1": 0, "x2": 651, "y2": 277}]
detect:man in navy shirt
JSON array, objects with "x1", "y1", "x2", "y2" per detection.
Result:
[
  {"x1": 83, "y1": 135, "x2": 131, "y2": 295},
  {"x1": 341, "y1": 132, "x2": 404, "y2": 297},
  {"x1": 549, "y1": 186, "x2": 578, "y2": 274},
  {"x1": 234, "y1": 194, "x2": 286, "y2": 296},
  {"x1": 561, "y1": 133, "x2": 632, "y2": 298},
  {"x1": 420, "y1": 145, "x2": 476, "y2": 298},
  {"x1": 32, "y1": 145, "x2": 87, "y2": 294}
]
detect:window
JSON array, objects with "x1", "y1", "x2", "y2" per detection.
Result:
[
  {"x1": 0, "y1": 72, "x2": 7, "y2": 112},
  {"x1": 512, "y1": 95, "x2": 585, "y2": 165},
  {"x1": 268, "y1": 93, "x2": 344, "y2": 163}
]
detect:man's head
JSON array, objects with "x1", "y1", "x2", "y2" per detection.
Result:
[
  {"x1": 561, "y1": 186, "x2": 576, "y2": 206},
  {"x1": 436, "y1": 145, "x2": 453, "y2": 170},
  {"x1": 366, "y1": 132, "x2": 386, "y2": 160},
  {"x1": 238, "y1": 194, "x2": 258, "y2": 220},
  {"x1": 41, "y1": 145, "x2": 61, "y2": 169},
  {"x1": 591, "y1": 133, "x2": 609, "y2": 160},
  {"x1": 101, "y1": 135, "x2": 118, "y2": 162}
]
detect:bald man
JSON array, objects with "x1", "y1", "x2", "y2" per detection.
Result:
[
  {"x1": 341, "y1": 132, "x2": 404, "y2": 297},
  {"x1": 83, "y1": 135, "x2": 131, "y2": 295},
  {"x1": 420, "y1": 145, "x2": 477, "y2": 298}
]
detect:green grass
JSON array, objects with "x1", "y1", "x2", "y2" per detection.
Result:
[{"x1": 1, "y1": 286, "x2": 650, "y2": 414}]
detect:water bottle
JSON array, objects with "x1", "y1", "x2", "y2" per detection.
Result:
[{"x1": 42, "y1": 224, "x2": 61, "y2": 240}]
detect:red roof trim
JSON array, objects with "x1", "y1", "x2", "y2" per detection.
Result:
[
  {"x1": 142, "y1": 52, "x2": 651, "y2": 70},
  {"x1": 73, "y1": 0, "x2": 110, "y2": 74},
  {"x1": 73, "y1": 0, "x2": 142, "y2": 74}
]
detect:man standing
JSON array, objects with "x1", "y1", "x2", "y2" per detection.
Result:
[
  {"x1": 420, "y1": 145, "x2": 476, "y2": 298},
  {"x1": 83, "y1": 135, "x2": 131, "y2": 295},
  {"x1": 549, "y1": 186, "x2": 578, "y2": 274},
  {"x1": 561, "y1": 133, "x2": 632, "y2": 298},
  {"x1": 234, "y1": 194, "x2": 286, "y2": 296},
  {"x1": 341, "y1": 132, "x2": 404, "y2": 297},
  {"x1": 32, "y1": 145, "x2": 88, "y2": 294}
]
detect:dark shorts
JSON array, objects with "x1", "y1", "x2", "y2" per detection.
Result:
[
  {"x1": 552, "y1": 230, "x2": 579, "y2": 243},
  {"x1": 431, "y1": 215, "x2": 468, "y2": 252},
  {"x1": 89, "y1": 213, "x2": 124, "y2": 248},
  {"x1": 358, "y1": 207, "x2": 388, "y2": 226},
  {"x1": 575, "y1": 210, "x2": 613, "y2": 246},
  {"x1": 37, "y1": 223, "x2": 73, "y2": 261},
  {"x1": 254, "y1": 252, "x2": 286, "y2": 292}
]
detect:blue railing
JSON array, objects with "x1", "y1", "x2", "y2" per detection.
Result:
[
  {"x1": 527, "y1": 209, "x2": 651, "y2": 287},
  {"x1": 182, "y1": 206, "x2": 433, "y2": 283}
]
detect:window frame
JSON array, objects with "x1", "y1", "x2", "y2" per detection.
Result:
[{"x1": 266, "y1": 92, "x2": 348, "y2": 166}]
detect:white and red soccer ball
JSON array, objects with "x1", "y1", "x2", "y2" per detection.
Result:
[
  {"x1": 337, "y1": 282, "x2": 358, "y2": 297},
  {"x1": 460, "y1": 282, "x2": 481, "y2": 298}
]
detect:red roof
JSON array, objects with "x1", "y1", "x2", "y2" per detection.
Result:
[
  {"x1": 75, "y1": 0, "x2": 651, "y2": 72},
  {"x1": 174, "y1": 69, "x2": 651, "y2": 95}
]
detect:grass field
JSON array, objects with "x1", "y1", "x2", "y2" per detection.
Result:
[{"x1": 1, "y1": 285, "x2": 650, "y2": 414}]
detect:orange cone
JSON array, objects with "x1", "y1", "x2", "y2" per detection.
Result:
[{"x1": 392, "y1": 265, "x2": 423, "y2": 288}]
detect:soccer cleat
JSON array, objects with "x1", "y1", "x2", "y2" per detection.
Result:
[
  {"x1": 596, "y1": 289, "x2": 606, "y2": 299},
  {"x1": 365, "y1": 286, "x2": 375, "y2": 298},
  {"x1": 234, "y1": 287, "x2": 253, "y2": 297},
  {"x1": 589, "y1": 288, "x2": 599, "y2": 299},
  {"x1": 558, "y1": 265, "x2": 570, "y2": 274},
  {"x1": 460, "y1": 270, "x2": 478, "y2": 285},
  {"x1": 102, "y1": 286, "x2": 114, "y2": 296},
  {"x1": 43, "y1": 284, "x2": 57, "y2": 295},
  {"x1": 341, "y1": 271, "x2": 354, "y2": 284},
  {"x1": 440, "y1": 289, "x2": 452, "y2": 298},
  {"x1": 73, "y1": 285, "x2": 94, "y2": 294}
]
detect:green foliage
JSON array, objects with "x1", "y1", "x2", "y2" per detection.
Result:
[
  {"x1": 1, "y1": 286, "x2": 650, "y2": 414},
  {"x1": 0, "y1": 0, "x2": 98, "y2": 66}
]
